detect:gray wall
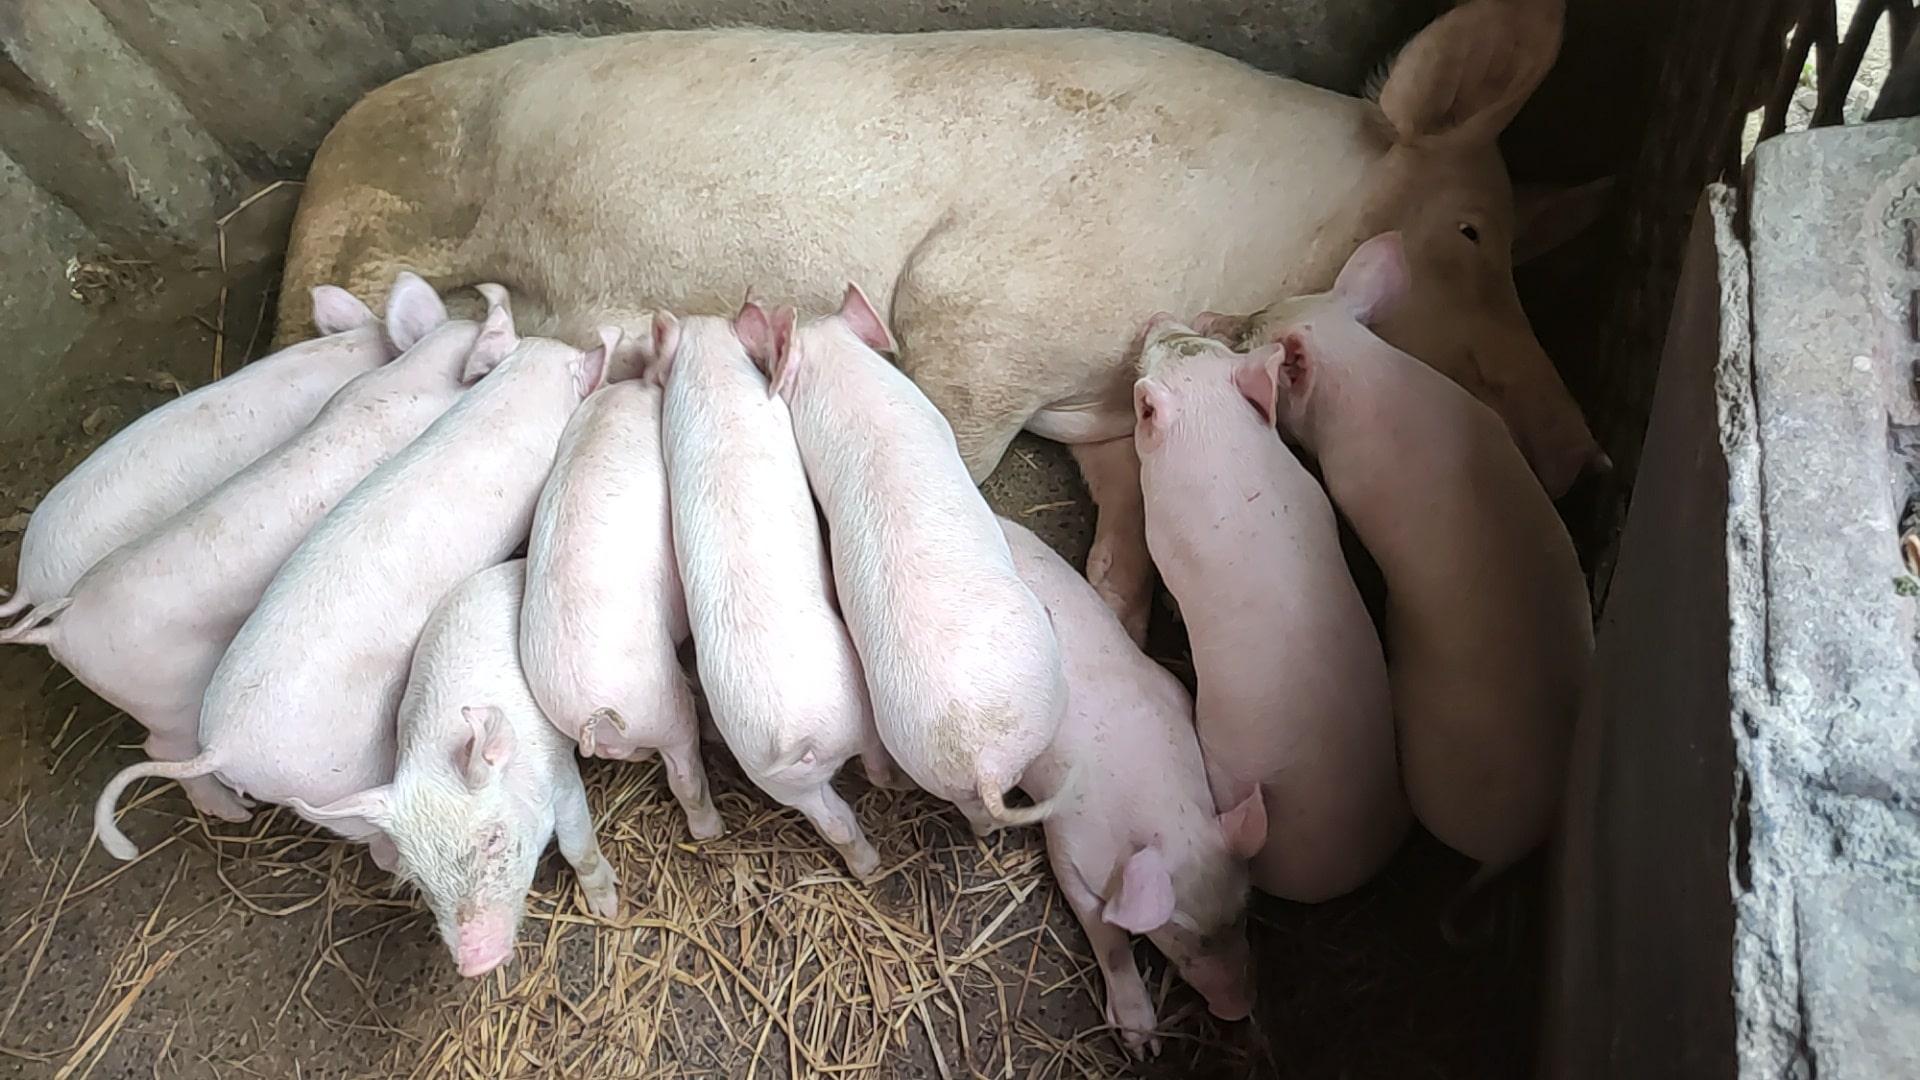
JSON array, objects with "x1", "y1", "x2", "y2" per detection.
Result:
[
  {"x1": 2, "y1": 0, "x2": 1439, "y2": 263},
  {"x1": 0, "y1": 0, "x2": 1438, "y2": 415}
]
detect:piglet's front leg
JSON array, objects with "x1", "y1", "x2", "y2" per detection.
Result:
[
  {"x1": 553, "y1": 762, "x2": 620, "y2": 920},
  {"x1": 1051, "y1": 849, "x2": 1162, "y2": 1059}
]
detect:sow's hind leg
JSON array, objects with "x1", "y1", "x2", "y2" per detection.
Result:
[
  {"x1": 892, "y1": 236, "x2": 1149, "y2": 641},
  {"x1": 889, "y1": 227, "x2": 1060, "y2": 487}
]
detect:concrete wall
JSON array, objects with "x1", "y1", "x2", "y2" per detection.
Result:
[
  {"x1": 1735, "y1": 119, "x2": 1920, "y2": 1080},
  {"x1": 1, "y1": 0, "x2": 1441, "y2": 265},
  {"x1": 0, "y1": 146, "x2": 96, "y2": 436}
]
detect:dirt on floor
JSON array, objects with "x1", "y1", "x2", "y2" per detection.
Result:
[{"x1": 0, "y1": 260, "x2": 1543, "y2": 1080}]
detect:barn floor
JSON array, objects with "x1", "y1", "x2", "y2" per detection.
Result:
[{"x1": 0, "y1": 259, "x2": 1543, "y2": 1080}]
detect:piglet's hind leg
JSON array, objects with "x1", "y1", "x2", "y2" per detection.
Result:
[
  {"x1": 659, "y1": 735, "x2": 725, "y2": 841},
  {"x1": 554, "y1": 762, "x2": 621, "y2": 919},
  {"x1": 144, "y1": 725, "x2": 253, "y2": 823}
]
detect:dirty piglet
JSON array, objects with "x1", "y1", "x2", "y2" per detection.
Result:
[
  {"x1": 643, "y1": 302, "x2": 887, "y2": 878},
  {"x1": 766, "y1": 285, "x2": 1068, "y2": 835},
  {"x1": 4, "y1": 273, "x2": 484, "y2": 826},
  {"x1": 1001, "y1": 516, "x2": 1266, "y2": 1060},
  {"x1": 93, "y1": 298, "x2": 615, "y2": 865},
  {"x1": 1213, "y1": 231, "x2": 1592, "y2": 888},
  {"x1": 521, "y1": 375, "x2": 723, "y2": 840},
  {"x1": 2, "y1": 283, "x2": 393, "y2": 623},
  {"x1": 1134, "y1": 314, "x2": 1409, "y2": 903},
  {"x1": 295, "y1": 560, "x2": 620, "y2": 978}
]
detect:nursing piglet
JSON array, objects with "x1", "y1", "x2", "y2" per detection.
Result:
[
  {"x1": 93, "y1": 302, "x2": 615, "y2": 864},
  {"x1": 1000, "y1": 516, "x2": 1265, "y2": 1059},
  {"x1": 1213, "y1": 231, "x2": 1591, "y2": 881},
  {"x1": 1134, "y1": 315, "x2": 1408, "y2": 903},
  {"x1": 3, "y1": 275, "x2": 486, "y2": 825},
  {"x1": 2, "y1": 283, "x2": 394, "y2": 622},
  {"x1": 521, "y1": 377, "x2": 723, "y2": 840},
  {"x1": 293, "y1": 560, "x2": 619, "y2": 978},
  {"x1": 765, "y1": 285, "x2": 1067, "y2": 835},
  {"x1": 643, "y1": 303, "x2": 887, "y2": 878}
]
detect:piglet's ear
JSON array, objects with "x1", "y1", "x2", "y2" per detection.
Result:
[
  {"x1": 1133, "y1": 379, "x2": 1173, "y2": 442},
  {"x1": 766, "y1": 305, "x2": 802, "y2": 400},
  {"x1": 1192, "y1": 310, "x2": 1250, "y2": 346},
  {"x1": 573, "y1": 326, "x2": 617, "y2": 397},
  {"x1": 1102, "y1": 846, "x2": 1177, "y2": 934},
  {"x1": 1217, "y1": 789, "x2": 1269, "y2": 861},
  {"x1": 462, "y1": 305, "x2": 519, "y2": 384},
  {"x1": 734, "y1": 301, "x2": 775, "y2": 371},
  {"x1": 382, "y1": 272, "x2": 448, "y2": 352},
  {"x1": 288, "y1": 786, "x2": 395, "y2": 830},
  {"x1": 838, "y1": 282, "x2": 897, "y2": 354},
  {"x1": 1332, "y1": 232, "x2": 1411, "y2": 327},
  {"x1": 472, "y1": 283, "x2": 513, "y2": 321},
  {"x1": 637, "y1": 310, "x2": 683, "y2": 387},
  {"x1": 460, "y1": 705, "x2": 518, "y2": 791},
  {"x1": 1230, "y1": 343, "x2": 1287, "y2": 428},
  {"x1": 312, "y1": 285, "x2": 377, "y2": 337}
]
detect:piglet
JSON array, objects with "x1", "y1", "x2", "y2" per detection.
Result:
[
  {"x1": 2, "y1": 283, "x2": 395, "y2": 623},
  {"x1": 293, "y1": 560, "x2": 620, "y2": 978},
  {"x1": 1208, "y1": 231, "x2": 1592, "y2": 887},
  {"x1": 1134, "y1": 314, "x2": 1408, "y2": 903},
  {"x1": 642, "y1": 303, "x2": 888, "y2": 878},
  {"x1": 521, "y1": 376, "x2": 723, "y2": 840},
  {"x1": 93, "y1": 300, "x2": 615, "y2": 864},
  {"x1": 3, "y1": 275, "x2": 488, "y2": 825},
  {"x1": 1001, "y1": 516, "x2": 1266, "y2": 1059},
  {"x1": 765, "y1": 285, "x2": 1068, "y2": 835}
]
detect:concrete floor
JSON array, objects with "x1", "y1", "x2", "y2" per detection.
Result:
[{"x1": 0, "y1": 263, "x2": 1542, "y2": 1079}]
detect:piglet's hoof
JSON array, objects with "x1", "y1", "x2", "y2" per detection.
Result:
[
  {"x1": 685, "y1": 807, "x2": 726, "y2": 842},
  {"x1": 1109, "y1": 1003, "x2": 1163, "y2": 1060},
  {"x1": 577, "y1": 857, "x2": 621, "y2": 921},
  {"x1": 185, "y1": 779, "x2": 255, "y2": 823}
]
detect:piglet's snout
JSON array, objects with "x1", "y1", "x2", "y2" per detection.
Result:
[
  {"x1": 1182, "y1": 955, "x2": 1254, "y2": 1022},
  {"x1": 453, "y1": 911, "x2": 515, "y2": 978}
]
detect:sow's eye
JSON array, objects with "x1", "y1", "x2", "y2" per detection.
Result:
[{"x1": 1458, "y1": 222, "x2": 1482, "y2": 244}]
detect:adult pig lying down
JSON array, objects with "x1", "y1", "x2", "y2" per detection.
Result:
[{"x1": 277, "y1": 0, "x2": 1610, "y2": 641}]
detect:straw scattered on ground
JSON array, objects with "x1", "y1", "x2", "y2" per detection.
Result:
[
  {"x1": 3, "y1": 744, "x2": 1236, "y2": 1079},
  {"x1": 376, "y1": 754, "x2": 1177, "y2": 1079}
]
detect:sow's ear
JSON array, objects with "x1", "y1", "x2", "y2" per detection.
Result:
[
  {"x1": 1102, "y1": 846, "x2": 1177, "y2": 934},
  {"x1": 312, "y1": 285, "x2": 377, "y2": 338},
  {"x1": 1512, "y1": 177, "x2": 1615, "y2": 265},
  {"x1": 460, "y1": 705, "x2": 518, "y2": 791},
  {"x1": 288, "y1": 786, "x2": 395, "y2": 830},
  {"x1": 1376, "y1": 0, "x2": 1564, "y2": 145}
]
